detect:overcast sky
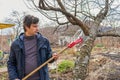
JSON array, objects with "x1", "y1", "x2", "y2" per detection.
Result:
[
  {"x1": 0, "y1": 0, "x2": 54, "y2": 34},
  {"x1": 0, "y1": 0, "x2": 52, "y2": 25},
  {"x1": 0, "y1": 0, "x2": 28, "y2": 21}
]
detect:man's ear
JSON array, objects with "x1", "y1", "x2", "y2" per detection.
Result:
[{"x1": 25, "y1": 26, "x2": 30, "y2": 31}]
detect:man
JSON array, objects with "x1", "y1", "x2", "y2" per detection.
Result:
[{"x1": 7, "y1": 15, "x2": 58, "y2": 80}]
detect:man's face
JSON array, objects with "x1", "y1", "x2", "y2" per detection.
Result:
[{"x1": 25, "y1": 23, "x2": 39, "y2": 36}]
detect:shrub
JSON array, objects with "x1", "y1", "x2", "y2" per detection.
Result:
[{"x1": 57, "y1": 60, "x2": 74, "y2": 73}]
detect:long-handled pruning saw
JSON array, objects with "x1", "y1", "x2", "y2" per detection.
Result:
[{"x1": 22, "y1": 36, "x2": 84, "y2": 80}]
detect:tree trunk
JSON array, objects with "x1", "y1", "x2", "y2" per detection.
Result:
[
  {"x1": 73, "y1": 37, "x2": 96, "y2": 80},
  {"x1": 73, "y1": 24, "x2": 98, "y2": 80}
]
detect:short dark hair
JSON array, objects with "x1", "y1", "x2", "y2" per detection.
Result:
[{"x1": 23, "y1": 15, "x2": 39, "y2": 32}]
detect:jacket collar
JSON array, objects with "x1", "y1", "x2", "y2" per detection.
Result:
[
  {"x1": 19, "y1": 32, "x2": 44, "y2": 41},
  {"x1": 18, "y1": 32, "x2": 46, "y2": 49}
]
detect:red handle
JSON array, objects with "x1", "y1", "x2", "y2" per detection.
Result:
[{"x1": 67, "y1": 37, "x2": 83, "y2": 48}]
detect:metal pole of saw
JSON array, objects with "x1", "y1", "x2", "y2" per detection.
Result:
[{"x1": 22, "y1": 37, "x2": 83, "y2": 80}]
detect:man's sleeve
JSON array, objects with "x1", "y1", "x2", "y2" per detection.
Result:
[
  {"x1": 7, "y1": 43, "x2": 18, "y2": 80},
  {"x1": 46, "y1": 40, "x2": 54, "y2": 63}
]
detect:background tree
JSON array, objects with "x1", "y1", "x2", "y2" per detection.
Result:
[
  {"x1": 5, "y1": 10, "x2": 26, "y2": 39},
  {"x1": 24, "y1": 0, "x2": 120, "y2": 79}
]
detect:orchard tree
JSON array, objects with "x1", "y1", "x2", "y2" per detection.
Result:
[{"x1": 24, "y1": 0, "x2": 120, "y2": 79}]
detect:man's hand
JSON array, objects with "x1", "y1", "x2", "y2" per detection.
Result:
[{"x1": 52, "y1": 53, "x2": 59, "y2": 60}]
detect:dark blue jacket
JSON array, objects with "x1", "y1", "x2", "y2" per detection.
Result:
[{"x1": 7, "y1": 33, "x2": 53, "y2": 80}]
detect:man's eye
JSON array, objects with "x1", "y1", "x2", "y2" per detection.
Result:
[{"x1": 34, "y1": 26, "x2": 37, "y2": 27}]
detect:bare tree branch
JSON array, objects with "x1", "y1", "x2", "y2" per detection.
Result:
[
  {"x1": 97, "y1": 32, "x2": 120, "y2": 37},
  {"x1": 94, "y1": 0, "x2": 109, "y2": 24},
  {"x1": 38, "y1": 0, "x2": 90, "y2": 35}
]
